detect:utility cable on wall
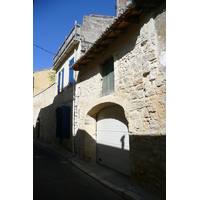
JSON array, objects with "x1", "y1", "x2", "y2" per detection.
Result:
[{"x1": 33, "y1": 44, "x2": 56, "y2": 55}]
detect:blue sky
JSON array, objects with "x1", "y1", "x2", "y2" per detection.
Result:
[{"x1": 33, "y1": 0, "x2": 116, "y2": 72}]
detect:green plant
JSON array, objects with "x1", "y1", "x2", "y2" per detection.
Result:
[{"x1": 48, "y1": 71, "x2": 55, "y2": 85}]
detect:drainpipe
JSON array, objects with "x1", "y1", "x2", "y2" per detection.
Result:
[
  {"x1": 72, "y1": 20, "x2": 77, "y2": 156},
  {"x1": 77, "y1": 96, "x2": 80, "y2": 157},
  {"x1": 72, "y1": 55, "x2": 75, "y2": 156}
]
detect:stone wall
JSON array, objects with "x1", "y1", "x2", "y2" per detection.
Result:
[
  {"x1": 75, "y1": 3, "x2": 166, "y2": 199},
  {"x1": 117, "y1": 0, "x2": 128, "y2": 16},
  {"x1": 80, "y1": 15, "x2": 115, "y2": 44}
]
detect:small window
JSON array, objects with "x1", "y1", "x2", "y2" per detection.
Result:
[{"x1": 102, "y1": 57, "x2": 114, "y2": 96}]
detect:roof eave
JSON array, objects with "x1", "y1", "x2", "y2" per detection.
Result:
[
  {"x1": 71, "y1": 2, "x2": 138, "y2": 71},
  {"x1": 71, "y1": 0, "x2": 165, "y2": 71},
  {"x1": 53, "y1": 40, "x2": 79, "y2": 71}
]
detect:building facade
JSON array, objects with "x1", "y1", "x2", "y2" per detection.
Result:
[
  {"x1": 72, "y1": 1, "x2": 166, "y2": 199},
  {"x1": 52, "y1": 15, "x2": 115, "y2": 152},
  {"x1": 33, "y1": 1, "x2": 166, "y2": 198},
  {"x1": 33, "y1": 15, "x2": 115, "y2": 153}
]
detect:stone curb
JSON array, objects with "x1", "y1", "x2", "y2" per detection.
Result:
[
  {"x1": 33, "y1": 140, "x2": 142, "y2": 200},
  {"x1": 68, "y1": 159, "x2": 142, "y2": 200}
]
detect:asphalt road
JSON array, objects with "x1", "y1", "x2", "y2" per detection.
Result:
[{"x1": 33, "y1": 142, "x2": 124, "y2": 200}]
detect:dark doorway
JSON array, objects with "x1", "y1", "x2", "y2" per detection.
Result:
[{"x1": 36, "y1": 118, "x2": 40, "y2": 138}]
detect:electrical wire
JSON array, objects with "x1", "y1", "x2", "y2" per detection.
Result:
[{"x1": 33, "y1": 44, "x2": 56, "y2": 55}]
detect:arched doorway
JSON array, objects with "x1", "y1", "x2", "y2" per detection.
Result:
[{"x1": 96, "y1": 105, "x2": 130, "y2": 176}]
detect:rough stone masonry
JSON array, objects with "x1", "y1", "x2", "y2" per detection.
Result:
[{"x1": 74, "y1": 3, "x2": 166, "y2": 199}]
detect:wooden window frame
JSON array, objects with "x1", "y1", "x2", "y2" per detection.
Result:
[{"x1": 101, "y1": 57, "x2": 114, "y2": 96}]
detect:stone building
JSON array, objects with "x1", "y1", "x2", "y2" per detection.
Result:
[
  {"x1": 33, "y1": 0, "x2": 166, "y2": 198},
  {"x1": 71, "y1": 0, "x2": 166, "y2": 199}
]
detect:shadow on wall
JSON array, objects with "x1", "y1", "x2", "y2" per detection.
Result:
[
  {"x1": 33, "y1": 83, "x2": 74, "y2": 149},
  {"x1": 33, "y1": 103, "x2": 56, "y2": 144},
  {"x1": 33, "y1": 104, "x2": 166, "y2": 199},
  {"x1": 74, "y1": 128, "x2": 131, "y2": 176},
  {"x1": 74, "y1": 128, "x2": 166, "y2": 199},
  {"x1": 83, "y1": 103, "x2": 166, "y2": 198},
  {"x1": 33, "y1": 2, "x2": 166, "y2": 198},
  {"x1": 130, "y1": 134, "x2": 166, "y2": 200},
  {"x1": 74, "y1": 128, "x2": 96, "y2": 163}
]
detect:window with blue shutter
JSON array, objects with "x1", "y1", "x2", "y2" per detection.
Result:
[
  {"x1": 69, "y1": 57, "x2": 74, "y2": 84},
  {"x1": 61, "y1": 68, "x2": 64, "y2": 90},
  {"x1": 58, "y1": 71, "x2": 61, "y2": 93}
]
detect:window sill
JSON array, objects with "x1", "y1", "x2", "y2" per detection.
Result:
[{"x1": 101, "y1": 90, "x2": 114, "y2": 97}]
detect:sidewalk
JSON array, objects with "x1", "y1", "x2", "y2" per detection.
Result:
[{"x1": 33, "y1": 139, "x2": 158, "y2": 200}]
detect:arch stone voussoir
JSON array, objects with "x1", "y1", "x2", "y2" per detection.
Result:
[{"x1": 85, "y1": 96, "x2": 127, "y2": 120}]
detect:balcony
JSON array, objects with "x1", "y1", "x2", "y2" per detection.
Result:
[{"x1": 53, "y1": 24, "x2": 80, "y2": 68}]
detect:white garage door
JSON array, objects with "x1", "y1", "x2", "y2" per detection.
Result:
[{"x1": 97, "y1": 105, "x2": 130, "y2": 176}]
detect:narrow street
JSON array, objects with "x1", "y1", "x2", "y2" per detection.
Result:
[{"x1": 33, "y1": 142, "x2": 124, "y2": 200}]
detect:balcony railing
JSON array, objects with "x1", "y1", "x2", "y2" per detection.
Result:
[{"x1": 53, "y1": 24, "x2": 80, "y2": 66}]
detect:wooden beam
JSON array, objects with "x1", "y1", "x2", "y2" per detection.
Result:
[
  {"x1": 76, "y1": 64, "x2": 87, "y2": 70},
  {"x1": 96, "y1": 45, "x2": 109, "y2": 50},
  {"x1": 84, "y1": 57, "x2": 94, "y2": 62},
  {"x1": 125, "y1": 15, "x2": 140, "y2": 24},
  {"x1": 104, "y1": 37, "x2": 117, "y2": 42},
  {"x1": 114, "y1": 28, "x2": 126, "y2": 34},
  {"x1": 91, "y1": 51, "x2": 102, "y2": 55}
]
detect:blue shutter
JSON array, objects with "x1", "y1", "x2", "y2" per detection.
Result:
[
  {"x1": 58, "y1": 71, "x2": 61, "y2": 93},
  {"x1": 69, "y1": 57, "x2": 74, "y2": 67},
  {"x1": 56, "y1": 107, "x2": 62, "y2": 137},
  {"x1": 61, "y1": 68, "x2": 64, "y2": 90},
  {"x1": 61, "y1": 106, "x2": 70, "y2": 139},
  {"x1": 69, "y1": 57, "x2": 74, "y2": 84}
]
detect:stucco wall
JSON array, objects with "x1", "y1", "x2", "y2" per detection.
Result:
[
  {"x1": 75, "y1": 4, "x2": 166, "y2": 199},
  {"x1": 53, "y1": 43, "x2": 76, "y2": 150},
  {"x1": 33, "y1": 83, "x2": 56, "y2": 144},
  {"x1": 33, "y1": 68, "x2": 55, "y2": 96},
  {"x1": 33, "y1": 74, "x2": 74, "y2": 151},
  {"x1": 55, "y1": 50, "x2": 75, "y2": 93}
]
